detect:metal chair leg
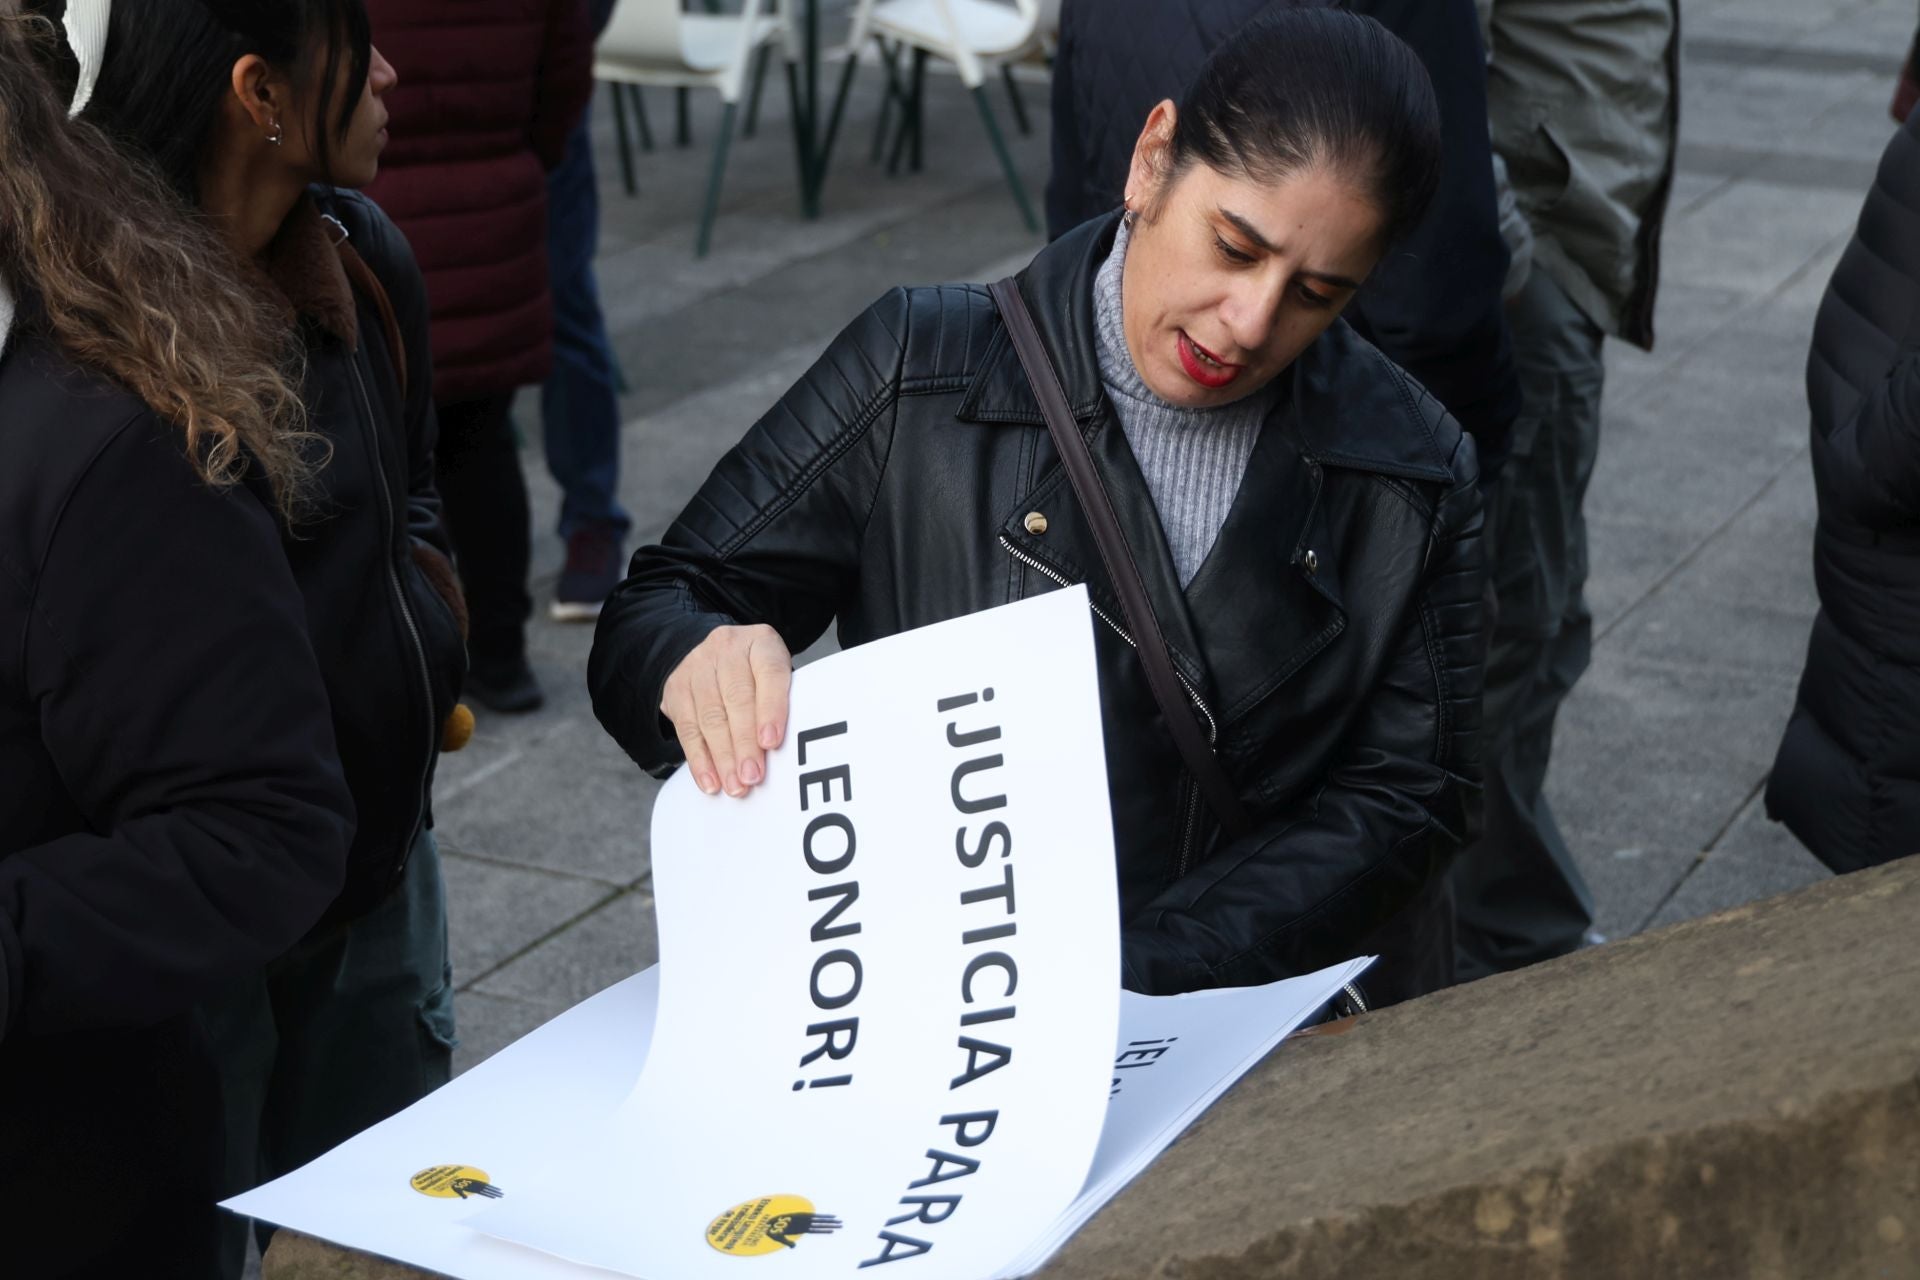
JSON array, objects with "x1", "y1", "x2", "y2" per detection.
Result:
[
  {"x1": 783, "y1": 58, "x2": 814, "y2": 212},
  {"x1": 676, "y1": 86, "x2": 692, "y2": 147},
  {"x1": 743, "y1": 44, "x2": 773, "y2": 138},
  {"x1": 971, "y1": 86, "x2": 1037, "y2": 231},
  {"x1": 885, "y1": 58, "x2": 917, "y2": 176},
  {"x1": 608, "y1": 83, "x2": 638, "y2": 197},
  {"x1": 629, "y1": 84, "x2": 655, "y2": 151},
  {"x1": 871, "y1": 37, "x2": 906, "y2": 165},
  {"x1": 696, "y1": 101, "x2": 741, "y2": 258},
  {"x1": 909, "y1": 48, "x2": 926, "y2": 173},
  {"x1": 817, "y1": 48, "x2": 862, "y2": 186},
  {"x1": 1002, "y1": 64, "x2": 1030, "y2": 136},
  {"x1": 883, "y1": 49, "x2": 929, "y2": 177}
]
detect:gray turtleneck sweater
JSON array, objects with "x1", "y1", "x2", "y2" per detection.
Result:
[{"x1": 1093, "y1": 220, "x2": 1277, "y2": 587}]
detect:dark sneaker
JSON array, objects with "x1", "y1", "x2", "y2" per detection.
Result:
[
  {"x1": 465, "y1": 656, "x2": 544, "y2": 714},
  {"x1": 551, "y1": 524, "x2": 625, "y2": 622}
]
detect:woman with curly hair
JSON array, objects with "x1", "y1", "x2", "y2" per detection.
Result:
[
  {"x1": 8, "y1": 0, "x2": 472, "y2": 1270},
  {"x1": 0, "y1": 5, "x2": 352, "y2": 1273}
]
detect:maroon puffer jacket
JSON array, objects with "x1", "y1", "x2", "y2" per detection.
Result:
[{"x1": 362, "y1": 0, "x2": 593, "y2": 404}]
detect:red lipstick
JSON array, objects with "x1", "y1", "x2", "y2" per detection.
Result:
[{"x1": 1177, "y1": 331, "x2": 1243, "y2": 390}]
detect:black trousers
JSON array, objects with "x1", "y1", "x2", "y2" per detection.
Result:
[{"x1": 434, "y1": 393, "x2": 533, "y2": 668}]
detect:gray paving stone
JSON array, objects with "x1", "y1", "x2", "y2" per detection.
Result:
[
  {"x1": 1601, "y1": 586, "x2": 1814, "y2": 683},
  {"x1": 439, "y1": 713, "x2": 660, "y2": 886},
  {"x1": 1544, "y1": 651, "x2": 1800, "y2": 857},
  {"x1": 1661, "y1": 178, "x2": 1873, "y2": 298},
  {"x1": 1559, "y1": 828, "x2": 1698, "y2": 946},
  {"x1": 438, "y1": 847, "x2": 616, "y2": 985},
  {"x1": 470, "y1": 887, "x2": 661, "y2": 1008},
  {"x1": 1643, "y1": 798, "x2": 1831, "y2": 931},
  {"x1": 1582, "y1": 513, "x2": 1700, "y2": 634},
  {"x1": 1655, "y1": 470, "x2": 1820, "y2": 619}
]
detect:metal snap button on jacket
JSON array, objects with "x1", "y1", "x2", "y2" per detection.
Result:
[
  {"x1": 1303, "y1": 548, "x2": 1320, "y2": 574},
  {"x1": 1024, "y1": 511, "x2": 1049, "y2": 535}
]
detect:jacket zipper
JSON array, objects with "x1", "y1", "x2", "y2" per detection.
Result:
[
  {"x1": 999, "y1": 534, "x2": 1218, "y2": 877},
  {"x1": 348, "y1": 359, "x2": 436, "y2": 879}
]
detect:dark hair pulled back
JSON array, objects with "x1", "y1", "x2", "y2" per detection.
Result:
[
  {"x1": 29, "y1": 0, "x2": 371, "y2": 204},
  {"x1": 1164, "y1": 6, "x2": 1442, "y2": 249}
]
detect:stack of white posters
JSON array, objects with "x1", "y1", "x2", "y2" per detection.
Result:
[
  {"x1": 224, "y1": 590, "x2": 1370, "y2": 1277},
  {"x1": 223, "y1": 961, "x2": 1365, "y2": 1279},
  {"x1": 999, "y1": 957, "x2": 1371, "y2": 1278}
]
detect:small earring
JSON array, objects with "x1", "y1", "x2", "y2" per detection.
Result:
[{"x1": 267, "y1": 119, "x2": 284, "y2": 147}]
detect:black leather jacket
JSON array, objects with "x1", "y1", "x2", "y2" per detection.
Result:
[{"x1": 591, "y1": 215, "x2": 1486, "y2": 993}]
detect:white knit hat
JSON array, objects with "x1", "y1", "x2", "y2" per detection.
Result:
[{"x1": 0, "y1": 0, "x2": 113, "y2": 354}]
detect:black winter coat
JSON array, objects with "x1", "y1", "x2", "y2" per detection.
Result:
[
  {"x1": 0, "y1": 336, "x2": 353, "y2": 1266},
  {"x1": 1045, "y1": 0, "x2": 1520, "y2": 476},
  {"x1": 1766, "y1": 113, "x2": 1920, "y2": 872},
  {"x1": 590, "y1": 216, "x2": 1486, "y2": 994},
  {"x1": 270, "y1": 189, "x2": 469, "y2": 922}
]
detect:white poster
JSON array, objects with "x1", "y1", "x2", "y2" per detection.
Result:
[
  {"x1": 221, "y1": 963, "x2": 1367, "y2": 1280},
  {"x1": 467, "y1": 587, "x2": 1122, "y2": 1277},
  {"x1": 223, "y1": 589, "x2": 1370, "y2": 1278}
]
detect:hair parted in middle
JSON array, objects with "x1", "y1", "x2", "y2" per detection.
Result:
[{"x1": 1149, "y1": 5, "x2": 1444, "y2": 251}]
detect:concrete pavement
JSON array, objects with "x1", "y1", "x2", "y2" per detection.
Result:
[{"x1": 431, "y1": 0, "x2": 1914, "y2": 1073}]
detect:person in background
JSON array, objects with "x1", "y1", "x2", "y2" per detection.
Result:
[
  {"x1": 0, "y1": 8, "x2": 352, "y2": 1273},
  {"x1": 541, "y1": 0, "x2": 634, "y2": 623},
  {"x1": 363, "y1": 0, "x2": 595, "y2": 710},
  {"x1": 1449, "y1": 0, "x2": 1679, "y2": 980},
  {"x1": 1046, "y1": 0, "x2": 1521, "y2": 490},
  {"x1": 1766, "y1": 108, "x2": 1920, "y2": 872},
  {"x1": 594, "y1": 10, "x2": 1486, "y2": 1007},
  {"x1": 30, "y1": 0, "x2": 477, "y2": 1270}
]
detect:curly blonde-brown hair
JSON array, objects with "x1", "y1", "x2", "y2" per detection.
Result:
[{"x1": 0, "y1": 10, "x2": 321, "y2": 520}]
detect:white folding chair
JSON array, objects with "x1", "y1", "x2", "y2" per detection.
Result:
[
  {"x1": 823, "y1": 0, "x2": 1044, "y2": 230},
  {"x1": 597, "y1": 0, "x2": 792, "y2": 255}
]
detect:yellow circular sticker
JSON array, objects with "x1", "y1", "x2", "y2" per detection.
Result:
[
  {"x1": 706, "y1": 1195, "x2": 843, "y2": 1256},
  {"x1": 409, "y1": 1165, "x2": 504, "y2": 1201}
]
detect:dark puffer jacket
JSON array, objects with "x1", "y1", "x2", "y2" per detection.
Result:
[
  {"x1": 361, "y1": 0, "x2": 594, "y2": 403},
  {"x1": 590, "y1": 215, "x2": 1485, "y2": 995},
  {"x1": 1766, "y1": 113, "x2": 1920, "y2": 872},
  {"x1": 0, "y1": 329, "x2": 352, "y2": 1269},
  {"x1": 1046, "y1": 0, "x2": 1520, "y2": 476}
]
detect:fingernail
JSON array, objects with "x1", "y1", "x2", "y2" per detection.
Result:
[
  {"x1": 724, "y1": 778, "x2": 747, "y2": 798},
  {"x1": 697, "y1": 771, "x2": 719, "y2": 796},
  {"x1": 740, "y1": 758, "x2": 762, "y2": 786},
  {"x1": 760, "y1": 724, "x2": 779, "y2": 750}
]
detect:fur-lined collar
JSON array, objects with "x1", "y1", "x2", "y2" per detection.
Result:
[{"x1": 258, "y1": 194, "x2": 359, "y2": 348}]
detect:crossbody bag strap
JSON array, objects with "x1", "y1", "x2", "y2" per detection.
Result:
[{"x1": 987, "y1": 277, "x2": 1252, "y2": 841}]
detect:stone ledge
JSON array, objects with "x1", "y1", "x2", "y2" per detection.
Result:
[
  {"x1": 1036, "y1": 857, "x2": 1920, "y2": 1280},
  {"x1": 266, "y1": 858, "x2": 1920, "y2": 1280}
]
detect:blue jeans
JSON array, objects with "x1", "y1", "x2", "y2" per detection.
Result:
[
  {"x1": 541, "y1": 111, "x2": 631, "y2": 542},
  {"x1": 203, "y1": 829, "x2": 455, "y2": 1275}
]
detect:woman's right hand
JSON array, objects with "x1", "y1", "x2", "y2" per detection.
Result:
[{"x1": 660, "y1": 624, "x2": 793, "y2": 798}]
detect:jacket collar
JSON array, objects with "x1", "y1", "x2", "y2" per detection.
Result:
[
  {"x1": 956, "y1": 209, "x2": 1454, "y2": 484},
  {"x1": 253, "y1": 193, "x2": 359, "y2": 349}
]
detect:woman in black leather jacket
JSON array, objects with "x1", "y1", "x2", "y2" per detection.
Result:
[{"x1": 591, "y1": 9, "x2": 1487, "y2": 1004}]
